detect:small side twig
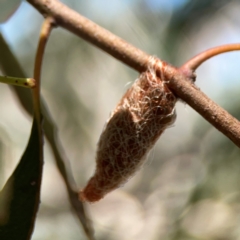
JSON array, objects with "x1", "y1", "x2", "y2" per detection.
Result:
[
  {"x1": 180, "y1": 43, "x2": 240, "y2": 71},
  {"x1": 33, "y1": 17, "x2": 54, "y2": 122}
]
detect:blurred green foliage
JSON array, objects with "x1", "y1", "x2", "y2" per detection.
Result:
[{"x1": 0, "y1": 0, "x2": 240, "y2": 239}]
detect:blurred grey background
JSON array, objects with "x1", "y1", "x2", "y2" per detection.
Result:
[{"x1": 1, "y1": 0, "x2": 240, "y2": 239}]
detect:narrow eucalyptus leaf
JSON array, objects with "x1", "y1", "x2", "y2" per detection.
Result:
[{"x1": 0, "y1": 118, "x2": 43, "y2": 240}]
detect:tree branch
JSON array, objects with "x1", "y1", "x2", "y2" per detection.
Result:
[{"x1": 26, "y1": 0, "x2": 240, "y2": 147}]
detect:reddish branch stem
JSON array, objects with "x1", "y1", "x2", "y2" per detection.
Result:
[
  {"x1": 181, "y1": 44, "x2": 240, "y2": 70},
  {"x1": 26, "y1": 0, "x2": 240, "y2": 147},
  {"x1": 33, "y1": 17, "x2": 54, "y2": 122}
]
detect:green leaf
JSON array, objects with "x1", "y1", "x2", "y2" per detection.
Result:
[{"x1": 0, "y1": 117, "x2": 43, "y2": 240}]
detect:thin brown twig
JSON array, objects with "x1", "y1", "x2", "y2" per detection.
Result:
[
  {"x1": 33, "y1": 17, "x2": 54, "y2": 122},
  {"x1": 180, "y1": 43, "x2": 240, "y2": 71},
  {"x1": 27, "y1": 0, "x2": 240, "y2": 148}
]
